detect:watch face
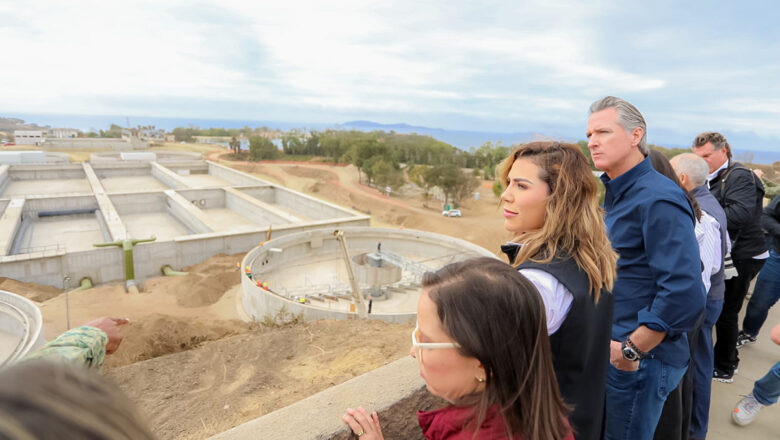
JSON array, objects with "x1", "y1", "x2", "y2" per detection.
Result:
[{"x1": 622, "y1": 346, "x2": 638, "y2": 361}]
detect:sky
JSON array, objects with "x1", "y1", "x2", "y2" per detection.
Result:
[{"x1": 1, "y1": 1, "x2": 779, "y2": 148}]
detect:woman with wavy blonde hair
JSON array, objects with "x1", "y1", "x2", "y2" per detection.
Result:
[{"x1": 498, "y1": 141, "x2": 618, "y2": 440}]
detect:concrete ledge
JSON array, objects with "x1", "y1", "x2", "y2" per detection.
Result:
[
  {"x1": 0, "y1": 199, "x2": 24, "y2": 255},
  {"x1": 150, "y1": 162, "x2": 189, "y2": 189},
  {"x1": 224, "y1": 187, "x2": 301, "y2": 225},
  {"x1": 82, "y1": 163, "x2": 128, "y2": 241},
  {"x1": 208, "y1": 356, "x2": 441, "y2": 440},
  {"x1": 207, "y1": 161, "x2": 273, "y2": 186},
  {"x1": 164, "y1": 190, "x2": 218, "y2": 234}
]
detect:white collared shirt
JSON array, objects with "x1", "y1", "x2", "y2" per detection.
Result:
[
  {"x1": 519, "y1": 268, "x2": 574, "y2": 335},
  {"x1": 695, "y1": 211, "x2": 722, "y2": 293},
  {"x1": 707, "y1": 159, "x2": 730, "y2": 187}
]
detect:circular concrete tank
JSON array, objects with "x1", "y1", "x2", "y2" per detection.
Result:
[
  {"x1": 241, "y1": 227, "x2": 498, "y2": 324},
  {"x1": 0, "y1": 290, "x2": 45, "y2": 367}
]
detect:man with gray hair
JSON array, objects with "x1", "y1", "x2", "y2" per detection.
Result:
[
  {"x1": 693, "y1": 132, "x2": 766, "y2": 383},
  {"x1": 671, "y1": 153, "x2": 729, "y2": 439},
  {"x1": 587, "y1": 96, "x2": 705, "y2": 439}
]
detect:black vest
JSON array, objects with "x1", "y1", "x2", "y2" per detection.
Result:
[{"x1": 508, "y1": 247, "x2": 613, "y2": 440}]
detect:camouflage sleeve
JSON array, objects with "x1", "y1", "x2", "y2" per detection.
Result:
[
  {"x1": 763, "y1": 178, "x2": 780, "y2": 200},
  {"x1": 23, "y1": 326, "x2": 108, "y2": 370}
]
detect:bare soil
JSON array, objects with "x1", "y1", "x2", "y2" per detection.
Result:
[
  {"x1": 105, "y1": 319, "x2": 413, "y2": 440},
  {"x1": 0, "y1": 277, "x2": 63, "y2": 302},
  {"x1": 13, "y1": 151, "x2": 512, "y2": 440}
]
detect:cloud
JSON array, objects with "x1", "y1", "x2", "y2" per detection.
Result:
[{"x1": 1, "y1": 0, "x2": 779, "y2": 139}]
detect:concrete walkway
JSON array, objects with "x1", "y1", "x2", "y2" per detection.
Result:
[{"x1": 708, "y1": 294, "x2": 780, "y2": 439}]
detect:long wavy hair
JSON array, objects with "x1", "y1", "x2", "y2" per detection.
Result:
[
  {"x1": 498, "y1": 141, "x2": 618, "y2": 300},
  {"x1": 423, "y1": 258, "x2": 570, "y2": 440}
]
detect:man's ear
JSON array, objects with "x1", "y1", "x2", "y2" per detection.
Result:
[{"x1": 631, "y1": 127, "x2": 644, "y2": 148}]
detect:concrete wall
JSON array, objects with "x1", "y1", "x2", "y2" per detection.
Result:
[
  {"x1": 150, "y1": 162, "x2": 188, "y2": 189},
  {"x1": 0, "y1": 165, "x2": 9, "y2": 193},
  {"x1": 240, "y1": 227, "x2": 495, "y2": 324},
  {"x1": 0, "y1": 217, "x2": 370, "y2": 288},
  {"x1": 208, "y1": 356, "x2": 441, "y2": 440},
  {"x1": 22, "y1": 195, "x2": 98, "y2": 216},
  {"x1": 92, "y1": 163, "x2": 152, "y2": 178},
  {"x1": 0, "y1": 199, "x2": 23, "y2": 255},
  {"x1": 236, "y1": 186, "x2": 275, "y2": 203},
  {"x1": 111, "y1": 192, "x2": 167, "y2": 215},
  {"x1": 207, "y1": 161, "x2": 272, "y2": 186},
  {"x1": 272, "y1": 186, "x2": 359, "y2": 220},
  {"x1": 237, "y1": 186, "x2": 359, "y2": 220},
  {"x1": 91, "y1": 151, "x2": 203, "y2": 163},
  {"x1": 45, "y1": 153, "x2": 70, "y2": 164},
  {"x1": 0, "y1": 151, "x2": 46, "y2": 164},
  {"x1": 224, "y1": 188, "x2": 294, "y2": 226},
  {"x1": 43, "y1": 138, "x2": 131, "y2": 150},
  {"x1": 8, "y1": 164, "x2": 85, "y2": 180},
  {"x1": 164, "y1": 190, "x2": 214, "y2": 234},
  {"x1": 175, "y1": 189, "x2": 226, "y2": 210}
]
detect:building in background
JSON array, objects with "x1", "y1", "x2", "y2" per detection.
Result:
[{"x1": 13, "y1": 130, "x2": 43, "y2": 145}]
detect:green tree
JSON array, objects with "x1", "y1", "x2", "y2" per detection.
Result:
[
  {"x1": 99, "y1": 124, "x2": 123, "y2": 138},
  {"x1": 492, "y1": 180, "x2": 503, "y2": 198},
  {"x1": 173, "y1": 127, "x2": 195, "y2": 142},
  {"x1": 229, "y1": 136, "x2": 241, "y2": 155},
  {"x1": 249, "y1": 136, "x2": 279, "y2": 160},
  {"x1": 426, "y1": 164, "x2": 480, "y2": 206},
  {"x1": 371, "y1": 159, "x2": 404, "y2": 190}
]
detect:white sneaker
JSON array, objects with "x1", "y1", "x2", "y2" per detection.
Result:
[{"x1": 732, "y1": 394, "x2": 764, "y2": 426}]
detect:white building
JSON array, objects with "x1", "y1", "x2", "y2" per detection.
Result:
[
  {"x1": 13, "y1": 130, "x2": 43, "y2": 145},
  {"x1": 47, "y1": 128, "x2": 79, "y2": 138}
]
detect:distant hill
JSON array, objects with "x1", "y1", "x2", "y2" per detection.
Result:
[
  {"x1": 339, "y1": 120, "x2": 544, "y2": 149},
  {"x1": 0, "y1": 117, "x2": 47, "y2": 132}
]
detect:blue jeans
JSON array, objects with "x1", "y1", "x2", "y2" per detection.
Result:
[
  {"x1": 742, "y1": 250, "x2": 780, "y2": 337},
  {"x1": 605, "y1": 357, "x2": 687, "y2": 440},
  {"x1": 753, "y1": 361, "x2": 780, "y2": 406},
  {"x1": 690, "y1": 298, "x2": 723, "y2": 439}
]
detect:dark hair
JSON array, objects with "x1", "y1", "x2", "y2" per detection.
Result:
[
  {"x1": 692, "y1": 132, "x2": 731, "y2": 159},
  {"x1": 422, "y1": 257, "x2": 570, "y2": 440},
  {"x1": 0, "y1": 361, "x2": 156, "y2": 440},
  {"x1": 649, "y1": 150, "x2": 702, "y2": 220}
]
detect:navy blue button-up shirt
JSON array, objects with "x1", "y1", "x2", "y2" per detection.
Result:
[{"x1": 601, "y1": 157, "x2": 706, "y2": 367}]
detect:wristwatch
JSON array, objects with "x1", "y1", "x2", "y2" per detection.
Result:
[{"x1": 621, "y1": 338, "x2": 647, "y2": 362}]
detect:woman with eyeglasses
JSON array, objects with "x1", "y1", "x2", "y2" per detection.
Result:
[
  {"x1": 498, "y1": 142, "x2": 618, "y2": 440},
  {"x1": 343, "y1": 257, "x2": 573, "y2": 440}
]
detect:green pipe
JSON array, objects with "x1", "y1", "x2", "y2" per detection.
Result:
[
  {"x1": 94, "y1": 236, "x2": 156, "y2": 283},
  {"x1": 69, "y1": 277, "x2": 93, "y2": 292},
  {"x1": 161, "y1": 265, "x2": 188, "y2": 276}
]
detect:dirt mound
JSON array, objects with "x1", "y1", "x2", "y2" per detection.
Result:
[
  {"x1": 104, "y1": 314, "x2": 250, "y2": 369},
  {"x1": 143, "y1": 253, "x2": 243, "y2": 307},
  {"x1": 282, "y1": 165, "x2": 338, "y2": 181},
  {"x1": 0, "y1": 277, "x2": 63, "y2": 302},
  {"x1": 107, "y1": 318, "x2": 414, "y2": 440}
]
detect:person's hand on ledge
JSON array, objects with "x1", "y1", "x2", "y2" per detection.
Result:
[{"x1": 343, "y1": 407, "x2": 384, "y2": 439}]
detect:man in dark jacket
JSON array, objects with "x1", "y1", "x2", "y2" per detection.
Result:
[
  {"x1": 739, "y1": 195, "x2": 780, "y2": 346},
  {"x1": 693, "y1": 132, "x2": 767, "y2": 383}
]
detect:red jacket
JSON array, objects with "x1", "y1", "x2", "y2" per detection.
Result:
[{"x1": 418, "y1": 405, "x2": 574, "y2": 440}]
